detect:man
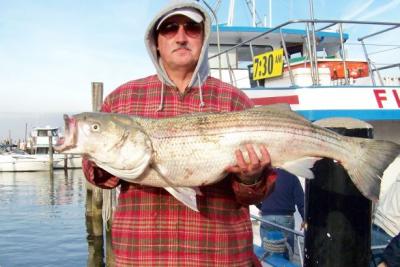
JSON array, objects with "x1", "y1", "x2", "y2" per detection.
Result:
[
  {"x1": 257, "y1": 169, "x2": 304, "y2": 259},
  {"x1": 82, "y1": 1, "x2": 277, "y2": 266}
]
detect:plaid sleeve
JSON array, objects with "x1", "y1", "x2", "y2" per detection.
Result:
[
  {"x1": 231, "y1": 168, "x2": 277, "y2": 205},
  {"x1": 82, "y1": 157, "x2": 120, "y2": 189}
]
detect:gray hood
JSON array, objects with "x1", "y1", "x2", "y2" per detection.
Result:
[{"x1": 144, "y1": 0, "x2": 211, "y2": 89}]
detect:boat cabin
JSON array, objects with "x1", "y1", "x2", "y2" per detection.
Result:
[
  {"x1": 208, "y1": 24, "x2": 371, "y2": 88},
  {"x1": 30, "y1": 127, "x2": 60, "y2": 155}
]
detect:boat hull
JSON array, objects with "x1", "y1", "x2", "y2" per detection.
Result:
[
  {"x1": 0, "y1": 154, "x2": 82, "y2": 172},
  {"x1": 0, "y1": 155, "x2": 55, "y2": 172},
  {"x1": 52, "y1": 154, "x2": 82, "y2": 169},
  {"x1": 243, "y1": 86, "x2": 400, "y2": 121}
]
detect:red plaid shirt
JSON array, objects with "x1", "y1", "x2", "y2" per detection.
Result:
[{"x1": 83, "y1": 75, "x2": 276, "y2": 267}]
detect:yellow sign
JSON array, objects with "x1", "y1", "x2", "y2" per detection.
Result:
[{"x1": 252, "y1": 48, "x2": 284, "y2": 80}]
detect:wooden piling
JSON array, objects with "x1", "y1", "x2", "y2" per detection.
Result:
[
  {"x1": 91, "y1": 82, "x2": 104, "y2": 238},
  {"x1": 48, "y1": 131, "x2": 54, "y2": 173},
  {"x1": 85, "y1": 82, "x2": 110, "y2": 266},
  {"x1": 92, "y1": 82, "x2": 104, "y2": 112},
  {"x1": 64, "y1": 154, "x2": 68, "y2": 171}
]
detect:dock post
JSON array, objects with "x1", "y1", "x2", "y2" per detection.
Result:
[
  {"x1": 48, "y1": 130, "x2": 54, "y2": 173},
  {"x1": 91, "y1": 82, "x2": 104, "y2": 238},
  {"x1": 85, "y1": 82, "x2": 108, "y2": 266},
  {"x1": 303, "y1": 118, "x2": 373, "y2": 266},
  {"x1": 64, "y1": 154, "x2": 68, "y2": 171}
]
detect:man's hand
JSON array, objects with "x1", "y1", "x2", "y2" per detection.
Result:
[{"x1": 225, "y1": 144, "x2": 272, "y2": 184}]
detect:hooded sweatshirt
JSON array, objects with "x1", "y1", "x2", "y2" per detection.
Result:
[{"x1": 144, "y1": 0, "x2": 212, "y2": 110}]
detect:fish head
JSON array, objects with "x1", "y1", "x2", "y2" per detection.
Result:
[{"x1": 54, "y1": 112, "x2": 153, "y2": 176}]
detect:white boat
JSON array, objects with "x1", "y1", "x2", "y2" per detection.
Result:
[
  {"x1": 207, "y1": 0, "x2": 400, "y2": 266},
  {"x1": 0, "y1": 154, "x2": 81, "y2": 172},
  {"x1": 29, "y1": 126, "x2": 82, "y2": 169},
  {"x1": 0, "y1": 127, "x2": 82, "y2": 172},
  {"x1": 208, "y1": 2, "x2": 400, "y2": 147},
  {"x1": 0, "y1": 152, "x2": 59, "y2": 172}
]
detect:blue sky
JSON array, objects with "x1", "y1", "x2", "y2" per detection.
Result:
[{"x1": 1, "y1": 0, "x2": 400, "y2": 114}]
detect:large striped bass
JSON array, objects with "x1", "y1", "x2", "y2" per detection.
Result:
[{"x1": 54, "y1": 105, "x2": 400, "y2": 211}]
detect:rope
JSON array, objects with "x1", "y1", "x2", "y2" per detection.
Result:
[
  {"x1": 102, "y1": 187, "x2": 119, "y2": 231},
  {"x1": 262, "y1": 236, "x2": 287, "y2": 254}
]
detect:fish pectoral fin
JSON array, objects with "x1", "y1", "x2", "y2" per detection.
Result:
[
  {"x1": 164, "y1": 187, "x2": 199, "y2": 212},
  {"x1": 281, "y1": 157, "x2": 321, "y2": 179},
  {"x1": 95, "y1": 162, "x2": 145, "y2": 182}
]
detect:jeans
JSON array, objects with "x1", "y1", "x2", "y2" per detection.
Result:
[
  {"x1": 260, "y1": 215, "x2": 295, "y2": 258},
  {"x1": 371, "y1": 224, "x2": 392, "y2": 246},
  {"x1": 371, "y1": 224, "x2": 392, "y2": 266}
]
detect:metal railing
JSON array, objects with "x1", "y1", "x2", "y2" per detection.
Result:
[
  {"x1": 251, "y1": 214, "x2": 305, "y2": 266},
  {"x1": 209, "y1": 19, "x2": 400, "y2": 87},
  {"x1": 251, "y1": 214, "x2": 390, "y2": 267}
]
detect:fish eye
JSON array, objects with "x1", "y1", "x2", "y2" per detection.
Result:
[{"x1": 91, "y1": 123, "x2": 100, "y2": 132}]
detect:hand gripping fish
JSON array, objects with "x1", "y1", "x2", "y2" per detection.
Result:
[{"x1": 54, "y1": 105, "x2": 400, "y2": 211}]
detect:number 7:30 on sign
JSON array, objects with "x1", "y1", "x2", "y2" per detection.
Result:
[{"x1": 252, "y1": 48, "x2": 284, "y2": 81}]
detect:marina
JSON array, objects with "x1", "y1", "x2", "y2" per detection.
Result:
[{"x1": 0, "y1": 126, "x2": 81, "y2": 172}]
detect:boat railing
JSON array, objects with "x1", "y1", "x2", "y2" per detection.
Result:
[
  {"x1": 251, "y1": 214, "x2": 305, "y2": 267},
  {"x1": 209, "y1": 19, "x2": 400, "y2": 87},
  {"x1": 251, "y1": 214, "x2": 390, "y2": 267}
]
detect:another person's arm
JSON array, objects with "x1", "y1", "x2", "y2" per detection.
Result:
[{"x1": 293, "y1": 175, "x2": 305, "y2": 220}]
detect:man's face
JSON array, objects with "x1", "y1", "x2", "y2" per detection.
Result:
[{"x1": 157, "y1": 15, "x2": 204, "y2": 73}]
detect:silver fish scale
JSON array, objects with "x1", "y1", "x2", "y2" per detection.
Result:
[{"x1": 137, "y1": 106, "x2": 353, "y2": 187}]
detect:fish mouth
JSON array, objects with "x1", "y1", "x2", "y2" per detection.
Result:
[{"x1": 54, "y1": 114, "x2": 77, "y2": 153}]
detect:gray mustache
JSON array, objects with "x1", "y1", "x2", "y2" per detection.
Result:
[{"x1": 173, "y1": 45, "x2": 191, "y2": 51}]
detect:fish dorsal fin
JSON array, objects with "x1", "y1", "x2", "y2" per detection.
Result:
[
  {"x1": 251, "y1": 104, "x2": 308, "y2": 122},
  {"x1": 164, "y1": 187, "x2": 199, "y2": 211},
  {"x1": 281, "y1": 157, "x2": 321, "y2": 179}
]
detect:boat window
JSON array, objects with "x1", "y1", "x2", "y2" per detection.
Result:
[
  {"x1": 209, "y1": 45, "x2": 237, "y2": 69},
  {"x1": 36, "y1": 147, "x2": 49, "y2": 154},
  {"x1": 237, "y1": 45, "x2": 273, "y2": 61},
  {"x1": 285, "y1": 43, "x2": 304, "y2": 58},
  {"x1": 237, "y1": 45, "x2": 273, "y2": 69},
  {"x1": 37, "y1": 130, "x2": 47, "y2": 137},
  {"x1": 209, "y1": 44, "x2": 273, "y2": 69}
]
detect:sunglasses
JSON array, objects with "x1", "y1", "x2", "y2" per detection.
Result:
[{"x1": 158, "y1": 21, "x2": 203, "y2": 39}]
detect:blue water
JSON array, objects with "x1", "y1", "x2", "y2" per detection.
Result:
[{"x1": 0, "y1": 170, "x2": 88, "y2": 267}]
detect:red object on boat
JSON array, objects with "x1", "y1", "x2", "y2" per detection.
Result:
[{"x1": 285, "y1": 59, "x2": 369, "y2": 80}]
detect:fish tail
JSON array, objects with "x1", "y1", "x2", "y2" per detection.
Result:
[{"x1": 344, "y1": 138, "x2": 400, "y2": 201}]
